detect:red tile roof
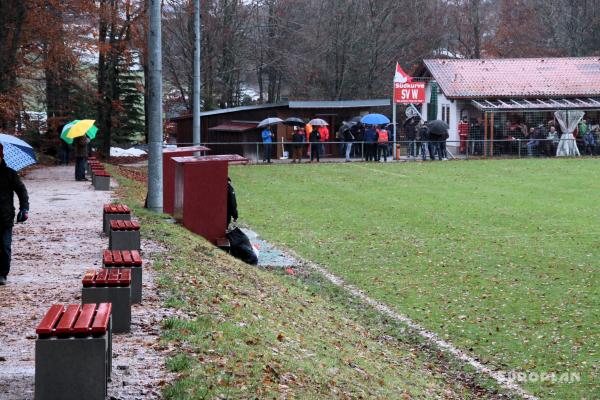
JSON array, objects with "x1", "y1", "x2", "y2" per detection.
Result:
[{"x1": 423, "y1": 57, "x2": 600, "y2": 99}]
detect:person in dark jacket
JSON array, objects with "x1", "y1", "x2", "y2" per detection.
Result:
[
  {"x1": 364, "y1": 125, "x2": 378, "y2": 161},
  {"x1": 309, "y1": 128, "x2": 321, "y2": 162},
  {"x1": 73, "y1": 136, "x2": 89, "y2": 180},
  {"x1": 342, "y1": 127, "x2": 355, "y2": 162},
  {"x1": 416, "y1": 122, "x2": 429, "y2": 161},
  {"x1": 226, "y1": 177, "x2": 238, "y2": 226},
  {"x1": 291, "y1": 127, "x2": 306, "y2": 163},
  {"x1": 404, "y1": 117, "x2": 418, "y2": 158},
  {"x1": 0, "y1": 144, "x2": 30, "y2": 285}
]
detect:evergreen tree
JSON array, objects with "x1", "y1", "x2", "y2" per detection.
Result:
[{"x1": 113, "y1": 57, "x2": 145, "y2": 148}]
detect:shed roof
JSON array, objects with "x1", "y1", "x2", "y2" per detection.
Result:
[
  {"x1": 170, "y1": 99, "x2": 391, "y2": 120},
  {"x1": 423, "y1": 58, "x2": 600, "y2": 99},
  {"x1": 288, "y1": 99, "x2": 390, "y2": 108},
  {"x1": 208, "y1": 122, "x2": 258, "y2": 132}
]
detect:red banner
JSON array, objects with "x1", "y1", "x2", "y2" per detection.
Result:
[
  {"x1": 393, "y1": 63, "x2": 425, "y2": 104},
  {"x1": 394, "y1": 82, "x2": 426, "y2": 104}
]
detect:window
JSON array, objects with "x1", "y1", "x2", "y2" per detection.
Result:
[
  {"x1": 441, "y1": 105, "x2": 450, "y2": 125},
  {"x1": 427, "y1": 81, "x2": 438, "y2": 121}
]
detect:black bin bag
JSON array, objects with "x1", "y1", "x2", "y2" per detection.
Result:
[{"x1": 226, "y1": 227, "x2": 258, "y2": 265}]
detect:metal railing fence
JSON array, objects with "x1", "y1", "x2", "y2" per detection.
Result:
[{"x1": 172, "y1": 138, "x2": 599, "y2": 164}]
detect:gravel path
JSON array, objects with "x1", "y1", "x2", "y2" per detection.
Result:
[{"x1": 0, "y1": 166, "x2": 171, "y2": 399}]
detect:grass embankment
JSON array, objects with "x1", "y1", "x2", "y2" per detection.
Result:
[
  {"x1": 229, "y1": 158, "x2": 599, "y2": 399},
  {"x1": 109, "y1": 166, "x2": 504, "y2": 399}
]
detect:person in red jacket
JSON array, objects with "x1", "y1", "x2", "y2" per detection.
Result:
[
  {"x1": 458, "y1": 116, "x2": 469, "y2": 154},
  {"x1": 317, "y1": 125, "x2": 329, "y2": 156},
  {"x1": 376, "y1": 127, "x2": 389, "y2": 162}
]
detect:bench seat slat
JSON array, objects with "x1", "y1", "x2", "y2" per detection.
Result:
[
  {"x1": 82, "y1": 270, "x2": 96, "y2": 287},
  {"x1": 91, "y1": 303, "x2": 112, "y2": 334},
  {"x1": 131, "y1": 250, "x2": 142, "y2": 266},
  {"x1": 73, "y1": 304, "x2": 96, "y2": 334},
  {"x1": 36, "y1": 304, "x2": 64, "y2": 335},
  {"x1": 55, "y1": 305, "x2": 81, "y2": 335},
  {"x1": 121, "y1": 250, "x2": 133, "y2": 266},
  {"x1": 95, "y1": 269, "x2": 109, "y2": 285},
  {"x1": 119, "y1": 269, "x2": 131, "y2": 286},
  {"x1": 112, "y1": 250, "x2": 123, "y2": 264},
  {"x1": 107, "y1": 269, "x2": 120, "y2": 286},
  {"x1": 103, "y1": 249, "x2": 113, "y2": 265}
]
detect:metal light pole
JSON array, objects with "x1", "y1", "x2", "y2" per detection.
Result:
[
  {"x1": 192, "y1": 0, "x2": 201, "y2": 148},
  {"x1": 147, "y1": 0, "x2": 163, "y2": 212}
]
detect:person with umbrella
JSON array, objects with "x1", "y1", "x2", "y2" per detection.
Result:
[
  {"x1": 364, "y1": 125, "x2": 378, "y2": 162},
  {"x1": 427, "y1": 120, "x2": 450, "y2": 160},
  {"x1": 261, "y1": 126, "x2": 274, "y2": 163},
  {"x1": 60, "y1": 120, "x2": 98, "y2": 180},
  {"x1": 309, "y1": 126, "x2": 321, "y2": 162},
  {"x1": 342, "y1": 124, "x2": 355, "y2": 162},
  {"x1": 291, "y1": 126, "x2": 306, "y2": 163},
  {"x1": 0, "y1": 143, "x2": 29, "y2": 285},
  {"x1": 73, "y1": 135, "x2": 90, "y2": 180}
]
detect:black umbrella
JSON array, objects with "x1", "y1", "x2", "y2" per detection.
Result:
[
  {"x1": 340, "y1": 121, "x2": 357, "y2": 131},
  {"x1": 427, "y1": 119, "x2": 450, "y2": 137},
  {"x1": 283, "y1": 117, "x2": 306, "y2": 127},
  {"x1": 349, "y1": 116, "x2": 363, "y2": 124}
]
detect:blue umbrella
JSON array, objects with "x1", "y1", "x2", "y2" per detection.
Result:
[
  {"x1": 361, "y1": 113, "x2": 390, "y2": 125},
  {"x1": 0, "y1": 133, "x2": 37, "y2": 171}
]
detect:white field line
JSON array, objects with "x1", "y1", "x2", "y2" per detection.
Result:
[
  {"x1": 350, "y1": 163, "x2": 409, "y2": 177},
  {"x1": 298, "y1": 258, "x2": 539, "y2": 400}
]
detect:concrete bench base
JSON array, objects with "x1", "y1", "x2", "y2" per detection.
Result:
[
  {"x1": 35, "y1": 319, "x2": 112, "y2": 400},
  {"x1": 94, "y1": 176, "x2": 110, "y2": 191},
  {"x1": 104, "y1": 266, "x2": 142, "y2": 304},
  {"x1": 82, "y1": 287, "x2": 131, "y2": 333},
  {"x1": 109, "y1": 230, "x2": 140, "y2": 251},
  {"x1": 103, "y1": 213, "x2": 131, "y2": 236}
]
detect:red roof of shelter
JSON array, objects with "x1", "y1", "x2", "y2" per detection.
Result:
[{"x1": 423, "y1": 57, "x2": 600, "y2": 99}]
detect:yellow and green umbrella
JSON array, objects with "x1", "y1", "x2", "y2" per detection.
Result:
[{"x1": 60, "y1": 120, "x2": 98, "y2": 144}]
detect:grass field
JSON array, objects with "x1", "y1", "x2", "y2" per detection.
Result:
[
  {"x1": 111, "y1": 166, "x2": 503, "y2": 399},
  {"x1": 230, "y1": 158, "x2": 599, "y2": 399}
]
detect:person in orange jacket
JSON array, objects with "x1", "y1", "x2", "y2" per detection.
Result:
[
  {"x1": 305, "y1": 123, "x2": 313, "y2": 157},
  {"x1": 317, "y1": 125, "x2": 329, "y2": 156}
]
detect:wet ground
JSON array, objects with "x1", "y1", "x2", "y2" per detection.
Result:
[{"x1": 0, "y1": 166, "x2": 172, "y2": 399}]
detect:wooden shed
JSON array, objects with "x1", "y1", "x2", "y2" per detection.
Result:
[{"x1": 171, "y1": 100, "x2": 391, "y2": 159}]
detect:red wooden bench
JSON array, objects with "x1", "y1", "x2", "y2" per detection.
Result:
[
  {"x1": 103, "y1": 204, "x2": 131, "y2": 235},
  {"x1": 102, "y1": 250, "x2": 142, "y2": 267},
  {"x1": 102, "y1": 249, "x2": 143, "y2": 304},
  {"x1": 109, "y1": 220, "x2": 140, "y2": 231},
  {"x1": 103, "y1": 204, "x2": 130, "y2": 214},
  {"x1": 36, "y1": 303, "x2": 112, "y2": 338},
  {"x1": 35, "y1": 303, "x2": 112, "y2": 399},
  {"x1": 82, "y1": 270, "x2": 132, "y2": 333},
  {"x1": 93, "y1": 171, "x2": 111, "y2": 191},
  {"x1": 82, "y1": 268, "x2": 131, "y2": 287}
]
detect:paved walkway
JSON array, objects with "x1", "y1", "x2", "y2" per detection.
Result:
[{"x1": 0, "y1": 166, "x2": 171, "y2": 399}]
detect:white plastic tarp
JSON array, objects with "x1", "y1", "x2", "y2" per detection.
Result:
[{"x1": 555, "y1": 110, "x2": 583, "y2": 157}]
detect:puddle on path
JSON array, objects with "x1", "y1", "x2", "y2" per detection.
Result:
[{"x1": 241, "y1": 228, "x2": 299, "y2": 268}]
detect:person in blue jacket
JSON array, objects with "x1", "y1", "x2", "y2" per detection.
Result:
[
  {"x1": 261, "y1": 127, "x2": 274, "y2": 163},
  {"x1": 363, "y1": 125, "x2": 378, "y2": 161}
]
